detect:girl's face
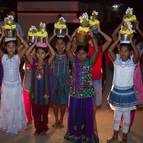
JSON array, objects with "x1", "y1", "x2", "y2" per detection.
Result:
[
  {"x1": 6, "y1": 42, "x2": 16, "y2": 57},
  {"x1": 77, "y1": 49, "x2": 88, "y2": 62},
  {"x1": 36, "y1": 49, "x2": 46, "y2": 61},
  {"x1": 119, "y1": 46, "x2": 130, "y2": 61},
  {"x1": 55, "y1": 39, "x2": 65, "y2": 54}
]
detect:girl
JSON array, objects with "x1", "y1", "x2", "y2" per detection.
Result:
[
  {"x1": 89, "y1": 26, "x2": 112, "y2": 107},
  {"x1": 107, "y1": 37, "x2": 139, "y2": 143},
  {"x1": 50, "y1": 30, "x2": 70, "y2": 128},
  {"x1": 23, "y1": 57, "x2": 33, "y2": 126},
  {"x1": 0, "y1": 30, "x2": 27, "y2": 135},
  {"x1": 26, "y1": 38, "x2": 55, "y2": 135},
  {"x1": 65, "y1": 32, "x2": 99, "y2": 143}
]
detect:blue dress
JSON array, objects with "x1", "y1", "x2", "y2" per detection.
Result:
[{"x1": 51, "y1": 54, "x2": 69, "y2": 104}]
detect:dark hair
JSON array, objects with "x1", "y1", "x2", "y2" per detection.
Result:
[
  {"x1": 76, "y1": 45, "x2": 89, "y2": 54},
  {"x1": 51, "y1": 37, "x2": 68, "y2": 51},
  {"x1": 4, "y1": 40, "x2": 17, "y2": 54},
  {"x1": 120, "y1": 43, "x2": 132, "y2": 51},
  {"x1": 36, "y1": 47, "x2": 48, "y2": 53}
]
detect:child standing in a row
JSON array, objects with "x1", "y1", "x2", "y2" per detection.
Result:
[
  {"x1": 65, "y1": 32, "x2": 99, "y2": 142},
  {"x1": 26, "y1": 37, "x2": 55, "y2": 135},
  {"x1": 50, "y1": 29, "x2": 70, "y2": 128},
  {"x1": 0, "y1": 29, "x2": 27, "y2": 135},
  {"x1": 107, "y1": 37, "x2": 139, "y2": 143}
]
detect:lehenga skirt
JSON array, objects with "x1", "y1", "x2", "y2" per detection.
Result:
[{"x1": 65, "y1": 96, "x2": 99, "y2": 143}]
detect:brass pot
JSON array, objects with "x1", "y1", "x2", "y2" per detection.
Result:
[
  {"x1": 55, "y1": 28, "x2": 66, "y2": 38},
  {"x1": 131, "y1": 21, "x2": 137, "y2": 30},
  {"x1": 76, "y1": 32, "x2": 88, "y2": 46},
  {"x1": 120, "y1": 34, "x2": 131, "y2": 44},
  {"x1": 37, "y1": 36, "x2": 46, "y2": 43},
  {"x1": 4, "y1": 29, "x2": 16, "y2": 37},
  {"x1": 28, "y1": 36, "x2": 36, "y2": 45}
]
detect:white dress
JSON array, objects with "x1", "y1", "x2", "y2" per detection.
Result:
[{"x1": 0, "y1": 54, "x2": 26, "y2": 135}]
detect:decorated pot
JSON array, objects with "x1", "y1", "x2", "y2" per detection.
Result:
[
  {"x1": 76, "y1": 31, "x2": 89, "y2": 46},
  {"x1": 55, "y1": 28, "x2": 66, "y2": 38},
  {"x1": 28, "y1": 36, "x2": 36, "y2": 45},
  {"x1": 37, "y1": 36, "x2": 46, "y2": 43},
  {"x1": 4, "y1": 29, "x2": 16, "y2": 37},
  {"x1": 120, "y1": 34, "x2": 131, "y2": 44}
]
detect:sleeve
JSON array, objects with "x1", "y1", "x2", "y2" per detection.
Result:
[{"x1": 114, "y1": 54, "x2": 120, "y2": 65}]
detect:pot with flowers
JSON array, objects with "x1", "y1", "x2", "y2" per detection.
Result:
[
  {"x1": 76, "y1": 12, "x2": 90, "y2": 46},
  {"x1": 119, "y1": 21, "x2": 134, "y2": 44},
  {"x1": 54, "y1": 17, "x2": 67, "y2": 38},
  {"x1": 3, "y1": 15, "x2": 16, "y2": 37},
  {"x1": 123, "y1": 7, "x2": 137, "y2": 30},
  {"x1": 27, "y1": 25, "x2": 38, "y2": 45},
  {"x1": 89, "y1": 10, "x2": 100, "y2": 35}
]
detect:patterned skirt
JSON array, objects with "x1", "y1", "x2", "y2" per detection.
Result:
[
  {"x1": 65, "y1": 96, "x2": 99, "y2": 143},
  {"x1": 108, "y1": 86, "x2": 137, "y2": 111}
]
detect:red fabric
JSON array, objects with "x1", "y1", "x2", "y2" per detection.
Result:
[
  {"x1": 32, "y1": 104, "x2": 49, "y2": 133},
  {"x1": 104, "y1": 51, "x2": 113, "y2": 68},
  {"x1": 89, "y1": 46, "x2": 102, "y2": 80},
  {"x1": 23, "y1": 90, "x2": 32, "y2": 124}
]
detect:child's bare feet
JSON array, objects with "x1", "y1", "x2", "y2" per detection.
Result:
[
  {"x1": 52, "y1": 122, "x2": 59, "y2": 128},
  {"x1": 58, "y1": 120, "x2": 64, "y2": 128}
]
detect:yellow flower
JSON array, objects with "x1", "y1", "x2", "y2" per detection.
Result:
[
  {"x1": 3, "y1": 24, "x2": 16, "y2": 30},
  {"x1": 77, "y1": 26, "x2": 90, "y2": 33},
  {"x1": 37, "y1": 31, "x2": 48, "y2": 37},
  {"x1": 89, "y1": 19, "x2": 100, "y2": 27},
  {"x1": 119, "y1": 29, "x2": 134, "y2": 35},
  {"x1": 124, "y1": 15, "x2": 137, "y2": 22},
  {"x1": 54, "y1": 22, "x2": 67, "y2": 29}
]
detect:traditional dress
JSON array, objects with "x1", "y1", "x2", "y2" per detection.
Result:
[
  {"x1": 30, "y1": 59, "x2": 51, "y2": 134},
  {"x1": 65, "y1": 57, "x2": 99, "y2": 143},
  {"x1": 51, "y1": 54, "x2": 69, "y2": 104},
  {"x1": 0, "y1": 54, "x2": 26, "y2": 135}
]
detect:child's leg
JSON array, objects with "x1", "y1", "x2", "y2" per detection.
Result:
[
  {"x1": 23, "y1": 90, "x2": 32, "y2": 124},
  {"x1": 120, "y1": 111, "x2": 131, "y2": 143},
  {"x1": 32, "y1": 104, "x2": 42, "y2": 134},
  {"x1": 59, "y1": 104, "x2": 67, "y2": 127},
  {"x1": 41, "y1": 105, "x2": 49, "y2": 133},
  {"x1": 107, "y1": 110, "x2": 122, "y2": 142},
  {"x1": 93, "y1": 105, "x2": 98, "y2": 135},
  {"x1": 93, "y1": 80, "x2": 102, "y2": 107},
  {"x1": 52, "y1": 104, "x2": 59, "y2": 127}
]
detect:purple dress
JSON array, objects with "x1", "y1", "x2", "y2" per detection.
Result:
[{"x1": 65, "y1": 58, "x2": 99, "y2": 143}]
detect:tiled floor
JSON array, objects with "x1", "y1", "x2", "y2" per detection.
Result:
[{"x1": 0, "y1": 98, "x2": 143, "y2": 143}]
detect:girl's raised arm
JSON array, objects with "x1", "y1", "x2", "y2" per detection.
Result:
[
  {"x1": 131, "y1": 39, "x2": 139, "y2": 64},
  {"x1": 108, "y1": 38, "x2": 120, "y2": 62},
  {"x1": 90, "y1": 32, "x2": 98, "y2": 65},
  {"x1": 26, "y1": 38, "x2": 37, "y2": 64},
  {"x1": 46, "y1": 38, "x2": 55, "y2": 65},
  {"x1": 17, "y1": 31, "x2": 28, "y2": 59},
  {"x1": 98, "y1": 27, "x2": 112, "y2": 52},
  {"x1": 49, "y1": 29, "x2": 56, "y2": 43},
  {"x1": 66, "y1": 41, "x2": 74, "y2": 62},
  {"x1": 136, "y1": 21, "x2": 143, "y2": 38}
]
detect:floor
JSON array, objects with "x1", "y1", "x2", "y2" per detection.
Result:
[
  {"x1": 0, "y1": 96, "x2": 143, "y2": 143},
  {"x1": 0, "y1": 68, "x2": 143, "y2": 143}
]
